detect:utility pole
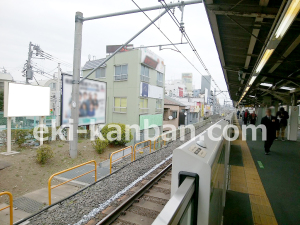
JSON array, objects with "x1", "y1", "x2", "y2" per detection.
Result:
[
  {"x1": 70, "y1": 12, "x2": 83, "y2": 159},
  {"x1": 26, "y1": 42, "x2": 33, "y2": 84},
  {"x1": 56, "y1": 63, "x2": 61, "y2": 127}
]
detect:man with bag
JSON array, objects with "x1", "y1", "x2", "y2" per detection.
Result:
[{"x1": 275, "y1": 107, "x2": 289, "y2": 141}]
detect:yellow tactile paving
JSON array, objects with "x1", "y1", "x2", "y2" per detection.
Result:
[{"x1": 230, "y1": 117, "x2": 278, "y2": 225}]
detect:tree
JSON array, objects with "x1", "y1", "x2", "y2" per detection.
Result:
[{"x1": 0, "y1": 91, "x2": 3, "y2": 112}]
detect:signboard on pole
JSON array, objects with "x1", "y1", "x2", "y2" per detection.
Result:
[
  {"x1": 4, "y1": 82, "x2": 50, "y2": 117},
  {"x1": 61, "y1": 74, "x2": 106, "y2": 126}
]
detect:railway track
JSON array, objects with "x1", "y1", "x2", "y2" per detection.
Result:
[{"x1": 97, "y1": 163, "x2": 172, "y2": 225}]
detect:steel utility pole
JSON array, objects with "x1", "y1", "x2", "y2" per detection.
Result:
[
  {"x1": 70, "y1": 12, "x2": 83, "y2": 159},
  {"x1": 70, "y1": 0, "x2": 202, "y2": 158},
  {"x1": 56, "y1": 63, "x2": 61, "y2": 127},
  {"x1": 26, "y1": 42, "x2": 33, "y2": 84}
]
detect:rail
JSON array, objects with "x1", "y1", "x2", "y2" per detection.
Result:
[
  {"x1": 152, "y1": 177, "x2": 197, "y2": 225},
  {"x1": 48, "y1": 160, "x2": 97, "y2": 205},
  {"x1": 97, "y1": 163, "x2": 172, "y2": 225},
  {"x1": 109, "y1": 146, "x2": 133, "y2": 173},
  {"x1": 0, "y1": 191, "x2": 13, "y2": 225},
  {"x1": 133, "y1": 140, "x2": 151, "y2": 160}
]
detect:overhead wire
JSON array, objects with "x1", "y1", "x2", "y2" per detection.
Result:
[
  {"x1": 159, "y1": 0, "x2": 228, "y2": 99},
  {"x1": 131, "y1": 0, "x2": 213, "y2": 90}
]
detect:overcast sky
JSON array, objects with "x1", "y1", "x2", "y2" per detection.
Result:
[{"x1": 0, "y1": 0, "x2": 230, "y2": 102}]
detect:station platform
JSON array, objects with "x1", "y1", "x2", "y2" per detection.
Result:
[{"x1": 224, "y1": 116, "x2": 300, "y2": 225}]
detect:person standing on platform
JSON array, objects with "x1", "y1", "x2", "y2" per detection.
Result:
[
  {"x1": 275, "y1": 107, "x2": 289, "y2": 141},
  {"x1": 243, "y1": 109, "x2": 249, "y2": 125},
  {"x1": 249, "y1": 111, "x2": 257, "y2": 125},
  {"x1": 261, "y1": 108, "x2": 277, "y2": 155},
  {"x1": 237, "y1": 109, "x2": 240, "y2": 118}
]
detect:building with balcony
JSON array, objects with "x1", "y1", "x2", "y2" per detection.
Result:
[{"x1": 82, "y1": 47, "x2": 165, "y2": 144}]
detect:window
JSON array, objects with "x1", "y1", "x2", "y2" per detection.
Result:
[
  {"x1": 114, "y1": 97, "x2": 127, "y2": 113},
  {"x1": 171, "y1": 110, "x2": 177, "y2": 119},
  {"x1": 139, "y1": 98, "x2": 148, "y2": 114},
  {"x1": 114, "y1": 64, "x2": 128, "y2": 81},
  {"x1": 156, "y1": 99, "x2": 163, "y2": 112},
  {"x1": 157, "y1": 72, "x2": 163, "y2": 86},
  {"x1": 95, "y1": 67, "x2": 106, "y2": 78},
  {"x1": 49, "y1": 83, "x2": 56, "y2": 91},
  {"x1": 141, "y1": 65, "x2": 150, "y2": 82}
]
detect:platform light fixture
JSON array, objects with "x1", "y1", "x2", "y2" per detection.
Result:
[
  {"x1": 249, "y1": 76, "x2": 257, "y2": 85},
  {"x1": 255, "y1": 49, "x2": 274, "y2": 73},
  {"x1": 275, "y1": 0, "x2": 300, "y2": 39}
]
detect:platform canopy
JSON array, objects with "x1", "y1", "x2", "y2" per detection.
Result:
[{"x1": 204, "y1": 0, "x2": 300, "y2": 107}]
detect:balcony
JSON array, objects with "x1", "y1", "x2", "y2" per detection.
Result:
[{"x1": 140, "y1": 75, "x2": 150, "y2": 83}]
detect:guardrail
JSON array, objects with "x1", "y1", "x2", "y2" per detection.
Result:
[
  {"x1": 110, "y1": 146, "x2": 133, "y2": 173},
  {"x1": 134, "y1": 140, "x2": 151, "y2": 160},
  {"x1": 0, "y1": 191, "x2": 13, "y2": 225},
  {"x1": 153, "y1": 135, "x2": 166, "y2": 151},
  {"x1": 48, "y1": 160, "x2": 97, "y2": 205}
]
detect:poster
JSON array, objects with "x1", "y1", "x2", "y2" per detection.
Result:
[
  {"x1": 178, "y1": 87, "x2": 183, "y2": 97},
  {"x1": 141, "y1": 48, "x2": 165, "y2": 73},
  {"x1": 62, "y1": 74, "x2": 106, "y2": 126},
  {"x1": 141, "y1": 82, "x2": 149, "y2": 97}
]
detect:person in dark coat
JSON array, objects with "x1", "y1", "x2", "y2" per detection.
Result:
[
  {"x1": 275, "y1": 107, "x2": 289, "y2": 141},
  {"x1": 243, "y1": 109, "x2": 249, "y2": 125},
  {"x1": 249, "y1": 111, "x2": 257, "y2": 125},
  {"x1": 237, "y1": 110, "x2": 240, "y2": 118},
  {"x1": 261, "y1": 108, "x2": 277, "y2": 155}
]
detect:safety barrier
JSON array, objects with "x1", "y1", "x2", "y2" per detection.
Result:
[
  {"x1": 153, "y1": 135, "x2": 166, "y2": 151},
  {"x1": 134, "y1": 140, "x2": 151, "y2": 160},
  {"x1": 48, "y1": 160, "x2": 97, "y2": 205},
  {"x1": 0, "y1": 191, "x2": 13, "y2": 225},
  {"x1": 110, "y1": 146, "x2": 133, "y2": 173}
]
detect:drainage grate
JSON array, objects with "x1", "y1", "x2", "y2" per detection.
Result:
[{"x1": 14, "y1": 196, "x2": 45, "y2": 214}]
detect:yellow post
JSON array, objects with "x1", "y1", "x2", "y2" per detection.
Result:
[{"x1": 0, "y1": 192, "x2": 13, "y2": 225}]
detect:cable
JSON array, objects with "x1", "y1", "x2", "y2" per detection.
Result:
[
  {"x1": 131, "y1": 0, "x2": 213, "y2": 89},
  {"x1": 159, "y1": 0, "x2": 227, "y2": 99}
]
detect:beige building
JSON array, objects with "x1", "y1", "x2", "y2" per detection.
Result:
[{"x1": 163, "y1": 95, "x2": 186, "y2": 131}]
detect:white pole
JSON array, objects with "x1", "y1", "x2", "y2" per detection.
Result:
[
  {"x1": 40, "y1": 116, "x2": 44, "y2": 146},
  {"x1": 56, "y1": 63, "x2": 61, "y2": 127},
  {"x1": 7, "y1": 117, "x2": 11, "y2": 153}
]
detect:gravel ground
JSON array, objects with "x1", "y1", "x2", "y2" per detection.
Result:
[{"x1": 28, "y1": 117, "x2": 220, "y2": 225}]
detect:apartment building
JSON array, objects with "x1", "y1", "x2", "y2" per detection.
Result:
[{"x1": 82, "y1": 47, "x2": 165, "y2": 143}]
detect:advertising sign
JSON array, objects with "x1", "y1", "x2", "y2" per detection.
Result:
[
  {"x1": 106, "y1": 44, "x2": 133, "y2": 54},
  {"x1": 140, "y1": 82, "x2": 163, "y2": 99},
  {"x1": 4, "y1": 82, "x2": 50, "y2": 117},
  {"x1": 62, "y1": 74, "x2": 106, "y2": 126},
  {"x1": 178, "y1": 87, "x2": 183, "y2": 97},
  {"x1": 204, "y1": 88, "x2": 208, "y2": 103},
  {"x1": 141, "y1": 48, "x2": 165, "y2": 73},
  {"x1": 201, "y1": 104, "x2": 204, "y2": 117}
]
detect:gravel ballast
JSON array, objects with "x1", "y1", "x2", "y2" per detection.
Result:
[{"x1": 28, "y1": 117, "x2": 221, "y2": 225}]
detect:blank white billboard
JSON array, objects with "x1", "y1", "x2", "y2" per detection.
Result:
[{"x1": 4, "y1": 82, "x2": 50, "y2": 117}]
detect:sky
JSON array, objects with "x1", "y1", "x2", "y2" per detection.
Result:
[{"x1": 0, "y1": 0, "x2": 230, "y2": 103}]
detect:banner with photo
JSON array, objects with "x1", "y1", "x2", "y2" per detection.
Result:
[
  {"x1": 61, "y1": 74, "x2": 106, "y2": 126},
  {"x1": 141, "y1": 48, "x2": 165, "y2": 73}
]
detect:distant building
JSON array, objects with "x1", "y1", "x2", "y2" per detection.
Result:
[
  {"x1": 193, "y1": 89, "x2": 201, "y2": 97},
  {"x1": 182, "y1": 73, "x2": 193, "y2": 97},
  {"x1": 165, "y1": 79, "x2": 187, "y2": 97},
  {"x1": 0, "y1": 69, "x2": 13, "y2": 92},
  {"x1": 82, "y1": 47, "x2": 165, "y2": 143},
  {"x1": 163, "y1": 95, "x2": 186, "y2": 131},
  {"x1": 201, "y1": 75, "x2": 211, "y2": 103}
]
